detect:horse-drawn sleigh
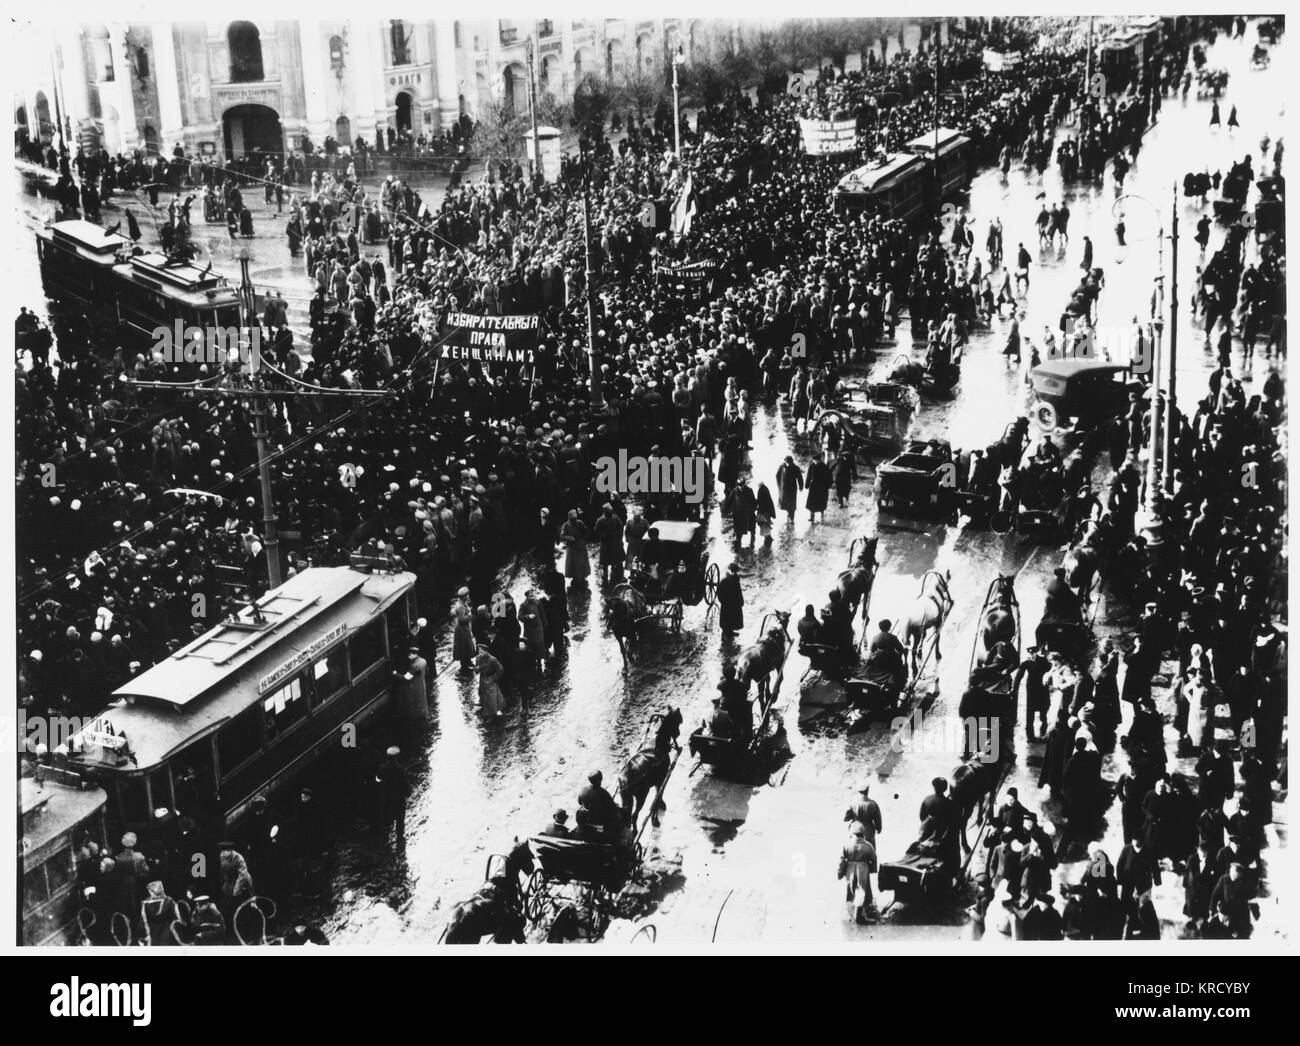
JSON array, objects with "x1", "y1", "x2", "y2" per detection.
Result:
[{"x1": 690, "y1": 611, "x2": 793, "y2": 782}]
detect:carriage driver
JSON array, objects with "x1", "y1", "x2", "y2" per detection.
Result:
[
  {"x1": 717, "y1": 664, "x2": 753, "y2": 743},
  {"x1": 578, "y1": 771, "x2": 623, "y2": 831},
  {"x1": 865, "y1": 620, "x2": 908, "y2": 691}
]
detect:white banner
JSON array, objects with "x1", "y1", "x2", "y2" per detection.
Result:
[
  {"x1": 799, "y1": 118, "x2": 859, "y2": 156},
  {"x1": 844, "y1": 52, "x2": 863, "y2": 74},
  {"x1": 983, "y1": 49, "x2": 1024, "y2": 72}
]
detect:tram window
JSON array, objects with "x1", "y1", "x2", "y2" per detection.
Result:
[
  {"x1": 349, "y1": 620, "x2": 386, "y2": 675},
  {"x1": 23, "y1": 867, "x2": 49, "y2": 911},
  {"x1": 119, "y1": 776, "x2": 151, "y2": 825},
  {"x1": 218, "y1": 707, "x2": 263, "y2": 778},
  {"x1": 312, "y1": 644, "x2": 349, "y2": 705},
  {"x1": 263, "y1": 677, "x2": 308, "y2": 739},
  {"x1": 45, "y1": 846, "x2": 75, "y2": 896}
]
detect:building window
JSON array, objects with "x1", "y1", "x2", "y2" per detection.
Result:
[
  {"x1": 262, "y1": 676, "x2": 309, "y2": 740},
  {"x1": 390, "y1": 20, "x2": 411, "y2": 66},
  {"x1": 228, "y1": 21, "x2": 264, "y2": 83},
  {"x1": 329, "y1": 34, "x2": 345, "y2": 70},
  {"x1": 538, "y1": 20, "x2": 554, "y2": 38},
  {"x1": 135, "y1": 46, "x2": 150, "y2": 80},
  {"x1": 349, "y1": 619, "x2": 387, "y2": 676},
  {"x1": 500, "y1": 21, "x2": 518, "y2": 46}
]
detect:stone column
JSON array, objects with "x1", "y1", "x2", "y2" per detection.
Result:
[
  {"x1": 109, "y1": 24, "x2": 140, "y2": 150},
  {"x1": 348, "y1": 21, "x2": 379, "y2": 143},
  {"x1": 430, "y1": 20, "x2": 458, "y2": 133},
  {"x1": 54, "y1": 26, "x2": 91, "y2": 134},
  {"x1": 150, "y1": 24, "x2": 184, "y2": 153},
  {"x1": 298, "y1": 19, "x2": 332, "y2": 145},
  {"x1": 368, "y1": 20, "x2": 391, "y2": 138}
]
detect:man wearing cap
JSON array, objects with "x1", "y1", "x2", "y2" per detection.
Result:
[
  {"x1": 1017, "y1": 645, "x2": 1052, "y2": 740},
  {"x1": 844, "y1": 784, "x2": 883, "y2": 846},
  {"x1": 838, "y1": 821, "x2": 879, "y2": 924},
  {"x1": 717, "y1": 562, "x2": 744, "y2": 636},
  {"x1": 578, "y1": 771, "x2": 622, "y2": 831}
]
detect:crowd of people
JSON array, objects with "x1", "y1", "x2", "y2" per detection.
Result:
[{"x1": 15, "y1": 15, "x2": 1286, "y2": 943}]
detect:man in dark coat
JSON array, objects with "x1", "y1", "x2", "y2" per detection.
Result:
[
  {"x1": 805, "y1": 452, "x2": 832, "y2": 521},
  {"x1": 1208, "y1": 863, "x2": 1256, "y2": 937},
  {"x1": 1116, "y1": 835, "x2": 1160, "y2": 907},
  {"x1": 1021, "y1": 893, "x2": 1064, "y2": 940},
  {"x1": 578, "y1": 771, "x2": 621, "y2": 829},
  {"x1": 717, "y1": 563, "x2": 744, "y2": 635},
  {"x1": 775, "y1": 456, "x2": 803, "y2": 521},
  {"x1": 1038, "y1": 713, "x2": 1077, "y2": 797},
  {"x1": 374, "y1": 746, "x2": 411, "y2": 843},
  {"x1": 1018, "y1": 646, "x2": 1052, "y2": 739}
]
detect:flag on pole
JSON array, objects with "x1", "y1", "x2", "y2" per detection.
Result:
[{"x1": 672, "y1": 174, "x2": 697, "y2": 237}]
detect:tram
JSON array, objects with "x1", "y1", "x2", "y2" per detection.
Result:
[
  {"x1": 21, "y1": 767, "x2": 108, "y2": 945},
  {"x1": 902, "y1": 128, "x2": 973, "y2": 201},
  {"x1": 35, "y1": 219, "x2": 243, "y2": 345},
  {"x1": 834, "y1": 152, "x2": 929, "y2": 222},
  {"x1": 65, "y1": 562, "x2": 417, "y2": 835}
]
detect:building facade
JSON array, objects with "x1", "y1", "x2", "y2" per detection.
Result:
[{"x1": 20, "y1": 18, "x2": 740, "y2": 161}]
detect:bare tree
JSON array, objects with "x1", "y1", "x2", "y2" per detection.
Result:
[
  {"x1": 617, "y1": 68, "x2": 664, "y2": 124},
  {"x1": 473, "y1": 98, "x2": 527, "y2": 165}
]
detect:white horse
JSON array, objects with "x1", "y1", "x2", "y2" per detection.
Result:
[{"x1": 898, "y1": 569, "x2": 955, "y2": 677}]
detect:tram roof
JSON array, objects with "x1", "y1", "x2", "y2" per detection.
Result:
[
  {"x1": 121, "y1": 253, "x2": 241, "y2": 305},
  {"x1": 836, "y1": 152, "x2": 926, "y2": 195},
  {"x1": 21, "y1": 774, "x2": 107, "y2": 865},
  {"x1": 903, "y1": 128, "x2": 970, "y2": 158},
  {"x1": 83, "y1": 567, "x2": 414, "y2": 769},
  {"x1": 42, "y1": 219, "x2": 131, "y2": 262}
]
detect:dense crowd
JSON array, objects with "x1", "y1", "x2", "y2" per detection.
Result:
[{"x1": 15, "y1": 16, "x2": 1287, "y2": 942}]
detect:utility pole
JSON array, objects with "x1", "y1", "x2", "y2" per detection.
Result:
[
  {"x1": 672, "y1": 47, "x2": 684, "y2": 157},
  {"x1": 525, "y1": 35, "x2": 542, "y2": 180},
  {"x1": 580, "y1": 169, "x2": 604, "y2": 410},
  {"x1": 131, "y1": 255, "x2": 394, "y2": 591},
  {"x1": 1082, "y1": 16, "x2": 1094, "y2": 149},
  {"x1": 1164, "y1": 182, "x2": 1179, "y2": 494}
]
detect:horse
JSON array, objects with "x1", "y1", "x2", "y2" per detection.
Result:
[
  {"x1": 736, "y1": 611, "x2": 792, "y2": 703},
  {"x1": 607, "y1": 584, "x2": 646, "y2": 662},
  {"x1": 1063, "y1": 515, "x2": 1113, "y2": 606},
  {"x1": 948, "y1": 745, "x2": 1006, "y2": 853},
  {"x1": 834, "y1": 536, "x2": 879, "y2": 623},
  {"x1": 616, "y1": 708, "x2": 683, "y2": 829},
  {"x1": 441, "y1": 839, "x2": 535, "y2": 944},
  {"x1": 898, "y1": 570, "x2": 954, "y2": 678},
  {"x1": 976, "y1": 576, "x2": 1018, "y2": 664}
]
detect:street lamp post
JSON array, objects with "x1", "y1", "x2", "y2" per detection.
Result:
[
  {"x1": 525, "y1": 36, "x2": 542, "y2": 180},
  {"x1": 1164, "y1": 182, "x2": 1179, "y2": 495},
  {"x1": 671, "y1": 47, "x2": 685, "y2": 157}
]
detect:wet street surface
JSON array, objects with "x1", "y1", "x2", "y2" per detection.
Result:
[{"x1": 15, "y1": 25, "x2": 1287, "y2": 945}]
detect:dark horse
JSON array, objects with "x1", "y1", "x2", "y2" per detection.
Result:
[
  {"x1": 948, "y1": 743, "x2": 1010, "y2": 854},
  {"x1": 442, "y1": 838, "x2": 535, "y2": 944},
  {"x1": 607, "y1": 585, "x2": 646, "y2": 663},
  {"x1": 617, "y1": 708, "x2": 683, "y2": 829},
  {"x1": 1063, "y1": 514, "x2": 1113, "y2": 608},
  {"x1": 975, "y1": 575, "x2": 1018, "y2": 666},
  {"x1": 736, "y1": 610, "x2": 792, "y2": 704},
  {"x1": 835, "y1": 536, "x2": 879, "y2": 625}
]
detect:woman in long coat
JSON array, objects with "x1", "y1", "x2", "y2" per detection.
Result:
[
  {"x1": 451, "y1": 589, "x2": 476, "y2": 671},
  {"x1": 731, "y1": 484, "x2": 757, "y2": 547},
  {"x1": 756, "y1": 482, "x2": 776, "y2": 543},
  {"x1": 716, "y1": 563, "x2": 744, "y2": 634},
  {"x1": 805, "y1": 454, "x2": 832, "y2": 521},
  {"x1": 776, "y1": 456, "x2": 804, "y2": 521},
  {"x1": 559, "y1": 509, "x2": 590, "y2": 586},
  {"x1": 476, "y1": 645, "x2": 506, "y2": 717}
]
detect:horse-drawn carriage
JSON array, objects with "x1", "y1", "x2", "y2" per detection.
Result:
[
  {"x1": 812, "y1": 379, "x2": 920, "y2": 463},
  {"x1": 848, "y1": 568, "x2": 953, "y2": 723},
  {"x1": 522, "y1": 833, "x2": 643, "y2": 929},
  {"x1": 874, "y1": 438, "x2": 959, "y2": 530},
  {"x1": 609, "y1": 519, "x2": 719, "y2": 642},
  {"x1": 1195, "y1": 67, "x2": 1229, "y2": 98},
  {"x1": 691, "y1": 611, "x2": 793, "y2": 781},
  {"x1": 960, "y1": 576, "x2": 1022, "y2": 754},
  {"x1": 1034, "y1": 524, "x2": 1104, "y2": 664},
  {"x1": 1013, "y1": 456, "x2": 1068, "y2": 538}
]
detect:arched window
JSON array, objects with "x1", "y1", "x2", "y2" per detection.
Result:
[
  {"x1": 335, "y1": 115, "x2": 352, "y2": 143},
  {"x1": 228, "y1": 21, "x2": 264, "y2": 83},
  {"x1": 329, "y1": 35, "x2": 345, "y2": 70},
  {"x1": 135, "y1": 46, "x2": 150, "y2": 80}
]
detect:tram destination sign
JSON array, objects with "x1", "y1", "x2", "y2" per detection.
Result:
[{"x1": 257, "y1": 623, "x2": 348, "y2": 695}]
